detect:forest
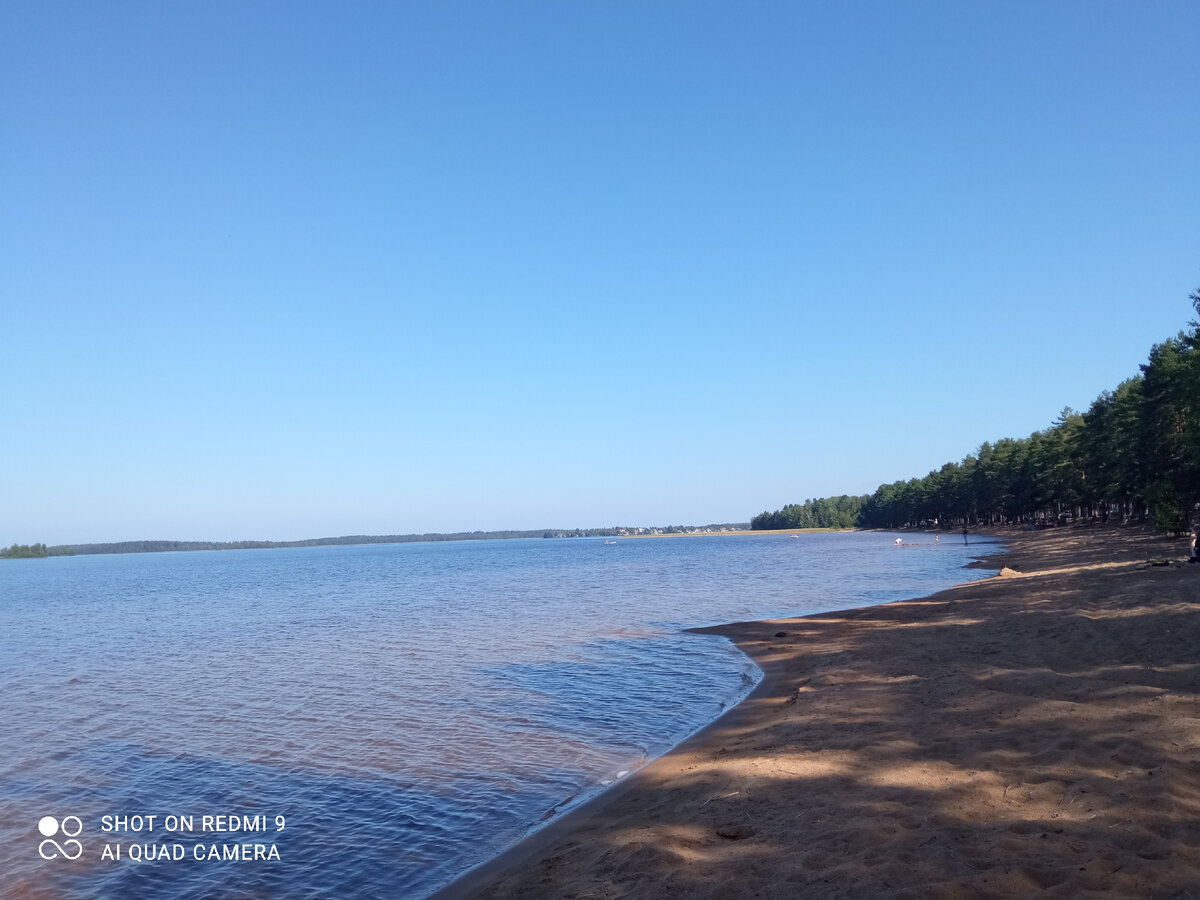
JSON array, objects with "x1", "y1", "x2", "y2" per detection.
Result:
[
  {"x1": 0, "y1": 543, "x2": 50, "y2": 558},
  {"x1": 756, "y1": 287, "x2": 1200, "y2": 535},
  {"x1": 750, "y1": 495, "x2": 868, "y2": 530}
]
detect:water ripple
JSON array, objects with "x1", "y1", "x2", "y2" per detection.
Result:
[{"x1": 0, "y1": 533, "x2": 995, "y2": 898}]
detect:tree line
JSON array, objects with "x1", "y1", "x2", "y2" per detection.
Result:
[
  {"x1": 751, "y1": 495, "x2": 869, "y2": 531},
  {"x1": 17, "y1": 530, "x2": 616, "y2": 558},
  {"x1": 0, "y1": 525, "x2": 752, "y2": 559},
  {"x1": 0, "y1": 543, "x2": 50, "y2": 558},
  {"x1": 757, "y1": 286, "x2": 1200, "y2": 535}
]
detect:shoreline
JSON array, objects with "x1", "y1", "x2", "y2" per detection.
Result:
[
  {"x1": 431, "y1": 531, "x2": 1008, "y2": 898},
  {"x1": 621, "y1": 527, "x2": 846, "y2": 538},
  {"x1": 438, "y1": 523, "x2": 1200, "y2": 898}
]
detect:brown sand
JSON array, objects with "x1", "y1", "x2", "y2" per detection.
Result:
[{"x1": 438, "y1": 525, "x2": 1200, "y2": 899}]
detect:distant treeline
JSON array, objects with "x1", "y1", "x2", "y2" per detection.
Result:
[
  {"x1": 28, "y1": 530, "x2": 616, "y2": 557},
  {"x1": 2, "y1": 526, "x2": 753, "y2": 559},
  {"x1": 751, "y1": 496, "x2": 868, "y2": 530},
  {"x1": 757, "y1": 286, "x2": 1200, "y2": 536},
  {"x1": 0, "y1": 543, "x2": 50, "y2": 558}
]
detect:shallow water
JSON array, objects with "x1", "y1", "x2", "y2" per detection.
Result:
[{"x1": 0, "y1": 531, "x2": 996, "y2": 898}]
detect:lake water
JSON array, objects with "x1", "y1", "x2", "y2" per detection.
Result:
[{"x1": 0, "y1": 531, "x2": 996, "y2": 898}]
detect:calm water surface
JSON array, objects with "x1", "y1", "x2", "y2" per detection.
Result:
[{"x1": 0, "y1": 532, "x2": 996, "y2": 898}]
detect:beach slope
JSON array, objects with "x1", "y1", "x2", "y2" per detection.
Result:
[{"x1": 447, "y1": 525, "x2": 1200, "y2": 898}]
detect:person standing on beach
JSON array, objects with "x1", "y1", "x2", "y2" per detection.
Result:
[{"x1": 962, "y1": 528, "x2": 969, "y2": 545}]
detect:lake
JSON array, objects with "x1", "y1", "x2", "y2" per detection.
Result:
[{"x1": 0, "y1": 531, "x2": 996, "y2": 898}]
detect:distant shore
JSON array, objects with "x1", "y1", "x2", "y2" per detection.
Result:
[
  {"x1": 1, "y1": 525, "x2": 756, "y2": 558},
  {"x1": 622, "y1": 527, "x2": 844, "y2": 539},
  {"x1": 442, "y1": 523, "x2": 1200, "y2": 898}
]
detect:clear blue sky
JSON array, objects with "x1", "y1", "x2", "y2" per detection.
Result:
[{"x1": 2, "y1": 1, "x2": 1198, "y2": 544}]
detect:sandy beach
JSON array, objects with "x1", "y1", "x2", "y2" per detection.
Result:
[{"x1": 441, "y1": 525, "x2": 1200, "y2": 898}]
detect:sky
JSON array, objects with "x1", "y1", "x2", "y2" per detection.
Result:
[{"x1": 2, "y1": 1, "x2": 1198, "y2": 545}]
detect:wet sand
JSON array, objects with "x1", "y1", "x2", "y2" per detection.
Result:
[{"x1": 442, "y1": 524, "x2": 1200, "y2": 898}]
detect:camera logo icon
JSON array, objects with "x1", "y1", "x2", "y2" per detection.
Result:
[{"x1": 38, "y1": 816, "x2": 83, "y2": 861}]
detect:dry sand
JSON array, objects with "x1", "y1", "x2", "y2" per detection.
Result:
[{"x1": 438, "y1": 524, "x2": 1200, "y2": 899}]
